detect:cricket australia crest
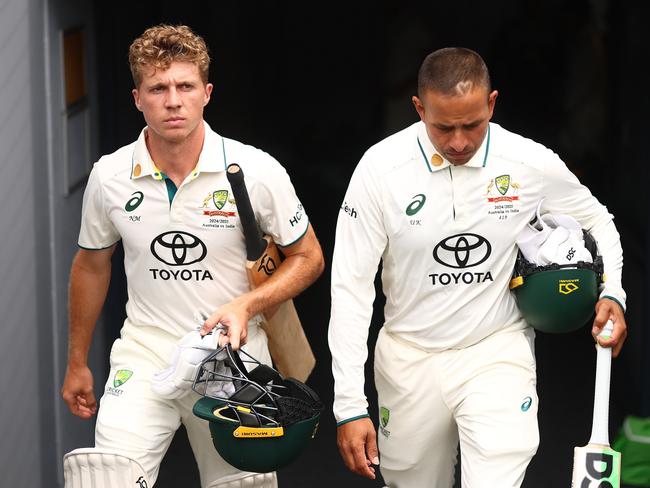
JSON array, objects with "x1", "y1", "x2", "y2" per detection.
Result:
[
  {"x1": 485, "y1": 174, "x2": 522, "y2": 219},
  {"x1": 213, "y1": 190, "x2": 229, "y2": 210},
  {"x1": 379, "y1": 406, "x2": 391, "y2": 438},
  {"x1": 199, "y1": 189, "x2": 237, "y2": 228},
  {"x1": 495, "y1": 175, "x2": 510, "y2": 195},
  {"x1": 114, "y1": 369, "x2": 133, "y2": 387}
]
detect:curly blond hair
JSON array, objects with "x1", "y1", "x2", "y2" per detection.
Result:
[{"x1": 128, "y1": 24, "x2": 210, "y2": 86}]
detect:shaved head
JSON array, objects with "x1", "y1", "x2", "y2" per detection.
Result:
[{"x1": 417, "y1": 47, "x2": 491, "y2": 97}]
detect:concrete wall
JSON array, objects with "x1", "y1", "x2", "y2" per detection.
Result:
[
  {"x1": 0, "y1": 1, "x2": 46, "y2": 486},
  {"x1": 0, "y1": 1, "x2": 102, "y2": 486}
]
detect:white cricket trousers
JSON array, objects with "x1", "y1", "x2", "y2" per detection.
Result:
[
  {"x1": 375, "y1": 326, "x2": 539, "y2": 488},
  {"x1": 94, "y1": 322, "x2": 272, "y2": 487}
]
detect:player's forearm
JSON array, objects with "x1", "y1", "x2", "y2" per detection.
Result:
[
  {"x1": 67, "y1": 254, "x2": 112, "y2": 367},
  {"x1": 239, "y1": 239, "x2": 324, "y2": 317},
  {"x1": 329, "y1": 275, "x2": 377, "y2": 422},
  {"x1": 542, "y1": 157, "x2": 626, "y2": 306},
  {"x1": 331, "y1": 359, "x2": 371, "y2": 423},
  {"x1": 328, "y1": 238, "x2": 383, "y2": 423},
  {"x1": 588, "y1": 219, "x2": 626, "y2": 309}
]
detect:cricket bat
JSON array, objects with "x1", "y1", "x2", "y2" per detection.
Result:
[
  {"x1": 226, "y1": 163, "x2": 315, "y2": 382},
  {"x1": 571, "y1": 320, "x2": 621, "y2": 487}
]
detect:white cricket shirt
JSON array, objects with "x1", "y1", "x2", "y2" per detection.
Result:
[
  {"x1": 329, "y1": 121, "x2": 625, "y2": 423},
  {"x1": 79, "y1": 122, "x2": 309, "y2": 342}
]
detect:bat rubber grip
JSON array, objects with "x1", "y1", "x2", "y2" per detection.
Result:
[
  {"x1": 226, "y1": 164, "x2": 267, "y2": 261},
  {"x1": 589, "y1": 320, "x2": 614, "y2": 446}
]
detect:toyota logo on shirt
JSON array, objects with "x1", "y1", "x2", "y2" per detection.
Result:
[
  {"x1": 433, "y1": 233, "x2": 491, "y2": 269},
  {"x1": 150, "y1": 231, "x2": 207, "y2": 266}
]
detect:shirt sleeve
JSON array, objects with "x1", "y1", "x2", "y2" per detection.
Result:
[
  {"x1": 541, "y1": 153, "x2": 626, "y2": 309},
  {"x1": 78, "y1": 165, "x2": 120, "y2": 249},
  {"x1": 328, "y1": 153, "x2": 388, "y2": 423},
  {"x1": 249, "y1": 158, "x2": 309, "y2": 247}
]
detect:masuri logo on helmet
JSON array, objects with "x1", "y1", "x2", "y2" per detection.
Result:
[{"x1": 192, "y1": 344, "x2": 323, "y2": 473}]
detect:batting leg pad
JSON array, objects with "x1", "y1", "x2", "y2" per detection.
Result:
[
  {"x1": 207, "y1": 472, "x2": 277, "y2": 488},
  {"x1": 63, "y1": 448, "x2": 149, "y2": 488}
]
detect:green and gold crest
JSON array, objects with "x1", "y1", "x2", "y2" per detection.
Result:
[
  {"x1": 114, "y1": 369, "x2": 133, "y2": 388},
  {"x1": 495, "y1": 175, "x2": 510, "y2": 195},
  {"x1": 213, "y1": 190, "x2": 229, "y2": 210},
  {"x1": 380, "y1": 406, "x2": 390, "y2": 428}
]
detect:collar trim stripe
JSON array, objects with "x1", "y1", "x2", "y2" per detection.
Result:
[
  {"x1": 482, "y1": 124, "x2": 491, "y2": 167},
  {"x1": 416, "y1": 137, "x2": 433, "y2": 173},
  {"x1": 221, "y1": 137, "x2": 228, "y2": 170}
]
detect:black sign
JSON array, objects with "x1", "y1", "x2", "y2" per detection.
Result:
[
  {"x1": 150, "y1": 231, "x2": 207, "y2": 266},
  {"x1": 433, "y1": 233, "x2": 491, "y2": 269}
]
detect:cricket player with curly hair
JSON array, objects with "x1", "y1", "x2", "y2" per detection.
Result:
[{"x1": 61, "y1": 24, "x2": 324, "y2": 488}]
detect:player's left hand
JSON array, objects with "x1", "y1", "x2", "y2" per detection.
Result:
[
  {"x1": 201, "y1": 297, "x2": 250, "y2": 350},
  {"x1": 337, "y1": 417, "x2": 379, "y2": 480},
  {"x1": 591, "y1": 298, "x2": 627, "y2": 357}
]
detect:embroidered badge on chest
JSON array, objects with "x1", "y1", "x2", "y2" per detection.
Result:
[
  {"x1": 485, "y1": 174, "x2": 522, "y2": 221},
  {"x1": 199, "y1": 189, "x2": 237, "y2": 229}
]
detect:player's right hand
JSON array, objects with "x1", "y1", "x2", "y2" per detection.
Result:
[
  {"x1": 336, "y1": 417, "x2": 379, "y2": 480},
  {"x1": 592, "y1": 298, "x2": 627, "y2": 358},
  {"x1": 201, "y1": 297, "x2": 250, "y2": 350},
  {"x1": 61, "y1": 364, "x2": 97, "y2": 419}
]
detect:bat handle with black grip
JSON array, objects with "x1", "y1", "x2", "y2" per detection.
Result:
[{"x1": 226, "y1": 164, "x2": 267, "y2": 261}]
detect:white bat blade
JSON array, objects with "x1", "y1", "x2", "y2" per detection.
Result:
[{"x1": 572, "y1": 444, "x2": 621, "y2": 487}]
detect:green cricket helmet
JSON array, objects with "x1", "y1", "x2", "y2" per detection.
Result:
[
  {"x1": 192, "y1": 344, "x2": 322, "y2": 473},
  {"x1": 510, "y1": 229, "x2": 604, "y2": 334}
]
